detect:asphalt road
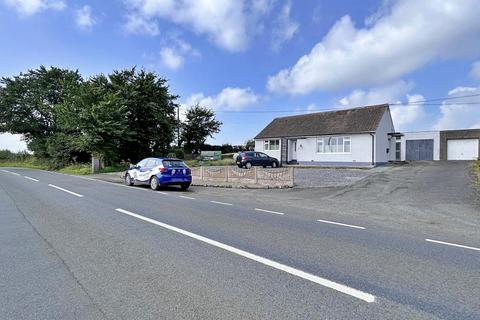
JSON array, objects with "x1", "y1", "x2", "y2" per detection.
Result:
[{"x1": 0, "y1": 165, "x2": 479, "y2": 319}]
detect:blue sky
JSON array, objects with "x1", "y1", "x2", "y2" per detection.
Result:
[{"x1": 1, "y1": 0, "x2": 480, "y2": 151}]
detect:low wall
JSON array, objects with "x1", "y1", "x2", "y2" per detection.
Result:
[{"x1": 190, "y1": 166, "x2": 294, "y2": 188}]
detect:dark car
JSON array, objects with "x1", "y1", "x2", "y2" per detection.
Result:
[{"x1": 236, "y1": 152, "x2": 280, "y2": 169}]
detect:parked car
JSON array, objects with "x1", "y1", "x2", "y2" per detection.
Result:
[
  {"x1": 236, "y1": 151, "x2": 280, "y2": 169},
  {"x1": 125, "y1": 157, "x2": 192, "y2": 190}
]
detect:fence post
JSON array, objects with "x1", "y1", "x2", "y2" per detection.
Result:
[
  {"x1": 254, "y1": 167, "x2": 258, "y2": 184},
  {"x1": 200, "y1": 166, "x2": 204, "y2": 181},
  {"x1": 225, "y1": 167, "x2": 229, "y2": 182}
]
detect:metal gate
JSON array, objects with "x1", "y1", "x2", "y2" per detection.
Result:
[{"x1": 406, "y1": 139, "x2": 434, "y2": 161}]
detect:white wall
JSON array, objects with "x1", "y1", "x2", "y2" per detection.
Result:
[
  {"x1": 375, "y1": 109, "x2": 396, "y2": 163},
  {"x1": 254, "y1": 139, "x2": 282, "y2": 160},
  {"x1": 295, "y1": 134, "x2": 373, "y2": 164},
  {"x1": 399, "y1": 131, "x2": 440, "y2": 161}
]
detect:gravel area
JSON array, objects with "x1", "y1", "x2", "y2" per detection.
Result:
[{"x1": 293, "y1": 166, "x2": 389, "y2": 188}]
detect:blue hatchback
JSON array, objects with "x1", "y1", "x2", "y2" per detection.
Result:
[{"x1": 125, "y1": 158, "x2": 192, "y2": 190}]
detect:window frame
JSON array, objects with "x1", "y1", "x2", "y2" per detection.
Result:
[
  {"x1": 264, "y1": 139, "x2": 280, "y2": 151},
  {"x1": 316, "y1": 136, "x2": 352, "y2": 154}
]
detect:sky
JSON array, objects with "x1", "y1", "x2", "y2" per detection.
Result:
[{"x1": 1, "y1": 0, "x2": 480, "y2": 152}]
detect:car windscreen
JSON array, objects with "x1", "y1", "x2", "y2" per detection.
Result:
[{"x1": 162, "y1": 160, "x2": 187, "y2": 168}]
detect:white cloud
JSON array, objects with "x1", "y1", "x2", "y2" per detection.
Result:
[
  {"x1": 124, "y1": 14, "x2": 159, "y2": 36},
  {"x1": 159, "y1": 38, "x2": 199, "y2": 70},
  {"x1": 268, "y1": 0, "x2": 480, "y2": 94},
  {"x1": 390, "y1": 94, "x2": 426, "y2": 131},
  {"x1": 159, "y1": 47, "x2": 183, "y2": 70},
  {"x1": 75, "y1": 5, "x2": 95, "y2": 30},
  {"x1": 185, "y1": 87, "x2": 258, "y2": 111},
  {"x1": 124, "y1": 0, "x2": 274, "y2": 52},
  {"x1": 470, "y1": 61, "x2": 480, "y2": 80},
  {"x1": 4, "y1": 0, "x2": 65, "y2": 15},
  {"x1": 271, "y1": 0, "x2": 298, "y2": 50},
  {"x1": 338, "y1": 81, "x2": 426, "y2": 130},
  {"x1": 434, "y1": 87, "x2": 480, "y2": 130}
]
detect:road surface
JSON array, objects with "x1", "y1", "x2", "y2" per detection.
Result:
[{"x1": 0, "y1": 166, "x2": 479, "y2": 319}]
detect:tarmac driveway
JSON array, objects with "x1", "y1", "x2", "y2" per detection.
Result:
[{"x1": 188, "y1": 161, "x2": 480, "y2": 240}]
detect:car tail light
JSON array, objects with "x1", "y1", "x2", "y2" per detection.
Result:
[
  {"x1": 242, "y1": 156, "x2": 247, "y2": 160},
  {"x1": 159, "y1": 167, "x2": 167, "y2": 173}
]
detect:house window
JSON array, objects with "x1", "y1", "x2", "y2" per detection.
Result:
[
  {"x1": 264, "y1": 139, "x2": 280, "y2": 151},
  {"x1": 317, "y1": 136, "x2": 351, "y2": 153}
]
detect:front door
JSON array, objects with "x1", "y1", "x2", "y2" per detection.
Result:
[
  {"x1": 289, "y1": 139, "x2": 297, "y2": 161},
  {"x1": 395, "y1": 141, "x2": 401, "y2": 160}
]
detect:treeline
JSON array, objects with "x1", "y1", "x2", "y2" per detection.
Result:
[{"x1": 0, "y1": 66, "x2": 222, "y2": 167}]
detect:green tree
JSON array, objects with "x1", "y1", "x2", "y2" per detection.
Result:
[
  {"x1": 0, "y1": 66, "x2": 83, "y2": 158},
  {"x1": 244, "y1": 139, "x2": 255, "y2": 150},
  {"x1": 181, "y1": 105, "x2": 222, "y2": 153},
  {"x1": 108, "y1": 68, "x2": 178, "y2": 162}
]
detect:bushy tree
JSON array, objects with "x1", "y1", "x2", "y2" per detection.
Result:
[
  {"x1": 181, "y1": 105, "x2": 222, "y2": 153},
  {"x1": 0, "y1": 66, "x2": 83, "y2": 159},
  {"x1": 0, "y1": 66, "x2": 179, "y2": 166}
]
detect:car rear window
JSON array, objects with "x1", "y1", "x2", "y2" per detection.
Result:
[{"x1": 162, "y1": 160, "x2": 187, "y2": 168}]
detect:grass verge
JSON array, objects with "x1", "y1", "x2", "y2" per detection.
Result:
[
  {"x1": 0, "y1": 159, "x2": 49, "y2": 170},
  {"x1": 185, "y1": 159, "x2": 236, "y2": 167},
  {"x1": 0, "y1": 160, "x2": 127, "y2": 175}
]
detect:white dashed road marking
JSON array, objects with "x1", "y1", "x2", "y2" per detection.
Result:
[
  {"x1": 254, "y1": 208, "x2": 285, "y2": 215},
  {"x1": 114, "y1": 208, "x2": 376, "y2": 303},
  {"x1": 24, "y1": 176, "x2": 39, "y2": 182},
  {"x1": 179, "y1": 195, "x2": 195, "y2": 200},
  {"x1": 48, "y1": 184, "x2": 84, "y2": 198},
  {"x1": 210, "y1": 201, "x2": 233, "y2": 206},
  {"x1": 316, "y1": 219, "x2": 366, "y2": 230},
  {"x1": 9, "y1": 171, "x2": 20, "y2": 176},
  {"x1": 1, "y1": 169, "x2": 10, "y2": 173},
  {"x1": 426, "y1": 239, "x2": 480, "y2": 252}
]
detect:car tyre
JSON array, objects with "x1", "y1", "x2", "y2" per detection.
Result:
[
  {"x1": 245, "y1": 162, "x2": 252, "y2": 169},
  {"x1": 150, "y1": 176, "x2": 160, "y2": 190},
  {"x1": 180, "y1": 183, "x2": 190, "y2": 191},
  {"x1": 125, "y1": 173, "x2": 134, "y2": 186},
  {"x1": 272, "y1": 162, "x2": 278, "y2": 168},
  {"x1": 237, "y1": 164, "x2": 243, "y2": 168}
]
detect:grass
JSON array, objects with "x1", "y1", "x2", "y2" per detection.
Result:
[
  {"x1": 0, "y1": 159, "x2": 128, "y2": 175},
  {"x1": 185, "y1": 158, "x2": 236, "y2": 167},
  {"x1": 0, "y1": 158, "x2": 49, "y2": 170}
]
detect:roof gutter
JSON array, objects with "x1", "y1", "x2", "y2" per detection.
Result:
[{"x1": 369, "y1": 133, "x2": 375, "y2": 166}]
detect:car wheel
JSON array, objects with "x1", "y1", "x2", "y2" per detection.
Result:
[
  {"x1": 150, "y1": 176, "x2": 160, "y2": 190},
  {"x1": 180, "y1": 183, "x2": 190, "y2": 191},
  {"x1": 272, "y1": 162, "x2": 278, "y2": 168},
  {"x1": 125, "y1": 173, "x2": 134, "y2": 186},
  {"x1": 245, "y1": 162, "x2": 252, "y2": 169},
  {"x1": 237, "y1": 165, "x2": 243, "y2": 168}
]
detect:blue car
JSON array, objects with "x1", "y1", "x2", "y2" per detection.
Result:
[{"x1": 125, "y1": 157, "x2": 192, "y2": 191}]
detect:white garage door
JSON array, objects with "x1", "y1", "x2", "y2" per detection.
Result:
[{"x1": 447, "y1": 139, "x2": 479, "y2": 160}]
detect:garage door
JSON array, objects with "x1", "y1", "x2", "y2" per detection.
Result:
[
  {"x1": 447, "y1": 139, "x2": 479, "y2": 160},
  {"x1": 406, "y1": 139, "x2": 434, "y2": 161}
]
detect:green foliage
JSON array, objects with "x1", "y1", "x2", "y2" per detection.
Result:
[
  {"x1": 0, "y1": 66, "x2": 179, "y2": 166},
  {"x1": 245, "y1": 139, "x2": 255, "y2": 150},
  {"x1": 0, "y1": 157, "x2": 50, "y2": 170},
  {"x1": 184, "y1": 158, "x2": 235, "y2": 167},
  {"x1": 181, "y1": 104, "x2": 222, "y2": 154}
]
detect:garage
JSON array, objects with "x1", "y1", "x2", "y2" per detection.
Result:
[
  {"x1": 406, "y1": 139, "x2": 434, "y2": 161},
  {"x1": 447, "y1": 139, "x2": 479, "y2": 160}
]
